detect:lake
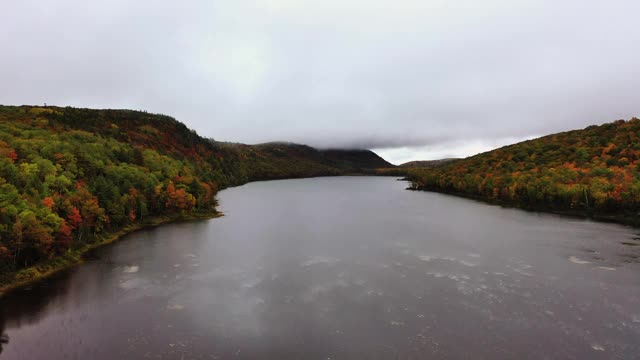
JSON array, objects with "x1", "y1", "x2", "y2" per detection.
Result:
[{"x1": 1, "y1": 176, "x2": 639, "y2": 359}]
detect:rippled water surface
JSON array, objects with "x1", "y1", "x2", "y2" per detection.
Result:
[{"x1": 1, "y1": 177, "x2": 639, "y2": 359}]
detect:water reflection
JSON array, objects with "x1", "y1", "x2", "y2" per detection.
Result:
[
  {"x1": 2, "y1": 271, "x2": 75, "y2": 324},
  {"x1": 0, "y1": 269, "x2": 78, "y2": 356},
  {"x1": 0, "y1": 334, "x2": 7, "y2": 355}
]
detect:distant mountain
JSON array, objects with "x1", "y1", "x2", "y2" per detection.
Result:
[
  {"x1": 320, "y1": 149, "x2": 393, "y2": 170},
  {"x1": 407, "y1": 118, "x2": 640, "y2": 225},
  {"x1": 216, "y1": 142, "x2": 393, "y2": 181},
  {"x1": 0, "y1": 105, "x2": 391, "y2": 282},
  {"x1": 399, "y1": 158, "x2": 459, "y2": 168}
]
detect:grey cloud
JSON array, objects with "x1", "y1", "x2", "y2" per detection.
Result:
[
  {"x1": 2, "y1": 0, "x2": 639, "y2": 157},
  {"x1": 292, "y1": 134, "x2": 452, "y2": 151}
]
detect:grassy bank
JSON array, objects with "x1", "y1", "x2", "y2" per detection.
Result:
[{"x1": 0, "y1": 211, "x2": 220, "y2": 296}]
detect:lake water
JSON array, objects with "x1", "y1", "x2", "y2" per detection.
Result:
[{"x1": 1, "y1": 176, "x2": 639, "y2": 359}]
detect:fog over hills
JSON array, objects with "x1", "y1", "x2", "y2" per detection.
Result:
[{"x1": 2, "y1": 1, "x2": 639, "y2": 162}]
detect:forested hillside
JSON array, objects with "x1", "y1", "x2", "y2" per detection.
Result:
[
  {"x1": 399, "y1": 158, "x2": 459, "y2": 168},
  {"x1": 408, "y1": 119, "x2": 640, "y2": 224},
  {"x1": 0, "y1": 105, "x2": 391, "y2": 283}
]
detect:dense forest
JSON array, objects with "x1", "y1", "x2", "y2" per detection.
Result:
[
  {"x1": 407, "y1": 119, "x2": 640, "y2": 224},
  {"x1": 0, "y1": 105, "x2": 391, "y2": 284}
]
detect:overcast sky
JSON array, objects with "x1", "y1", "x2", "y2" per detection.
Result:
[{"x1": 2, "y1": 0, "x2": 639, "y2": 164}]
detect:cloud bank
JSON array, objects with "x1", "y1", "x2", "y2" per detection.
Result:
[{"x1": 2, "y1": 0, "x2": 639, "y2": 161}]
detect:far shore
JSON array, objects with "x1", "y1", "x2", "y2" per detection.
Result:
[{"x1": 408, "y1": 186, "x2": 640, "y2": 229}]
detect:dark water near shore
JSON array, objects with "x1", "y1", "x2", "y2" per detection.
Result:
[{"x1": 1, "y1": 177, "x2": 639, "y2": 359}]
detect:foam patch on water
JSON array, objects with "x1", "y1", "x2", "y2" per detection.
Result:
[
  {"x1": 507, "y1": 263, "x2": 534, "y2": 276},
  {"x1": 597, "y1": 266, "x2": 616, "y2": 271},
  {"x1": 459, "y1": 260, "x2": 477, "y2": 267},
  {"x1": 426, "y1": 272, "x2": 470, "y2": 282},
  {"x1": 366, "y1": 290, "x2": 384, "y2": 296},
  {"x1": 354, "y1": 279, "x2": 366, "y2": 286},
  {"x1": 119, "y1": 278, "x2": 145, "y2": 290},
  {"x1": 512, "y1": 269, "x2": 533, "y2": 276},
  {"x1": 306, "y1": 285, "x2": 331, "y2": 299},
  {"x1": 301, "y1": 256, "x2": 339, "y2": 267},
  {"x1": 303, "y1": 278, "x2": 353, "y2": 302},
  {"x1": 591, "y1": 344, "x2": 605, "y2": 351},
  {"x1": 569, "y1": 256, "x2": 591, "y2": 264},
  {"x1": 427, "y1": 271, "x2": 445, "y2": 278},
  {"x1": 418, "y1": 254, "x2": 476, "y2": 267},
  {"x1": 167, "y1": 304, "x2": 184, "y2": 310},
  {"x1": 241, "y1": 277, "x2": 262, "y2": 288},
  {"x1": 253, "y1": 297, "x2": 266, "y2": 306},
  {"x1": 123, "y1": 266, "x2": 139, "y2": 273}
]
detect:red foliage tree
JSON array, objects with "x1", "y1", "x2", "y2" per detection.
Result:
[
  {"x1": 128, "y1": 209, "x2": 136, "y2": 222},
  {"x1": 67, "y1": 206, "x2": 83, "y2": 229},
  {"x1": 55, "y1": 220, "x2": 73, "y2": 253},
  {"x1": 42, "y1": 197, "x2": 55, "y2": 209}
]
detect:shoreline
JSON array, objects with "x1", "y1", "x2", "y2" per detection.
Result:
[
  {"x1": 5, "y1": 175, "x2": 636, "y2": 297},
  {"x1": 0, "y1": 211, "x2": 221, "y2": 297},
  {"x1": 408, "y1": 186, "x2": 640, "y2": 228},
  {"x1": 0, "y1": 174, "x2": 372, "y2": 297}
]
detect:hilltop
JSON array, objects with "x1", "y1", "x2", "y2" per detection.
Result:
[{"x1": 407, "y1": 119, "x2": 640, "y2": 225}]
